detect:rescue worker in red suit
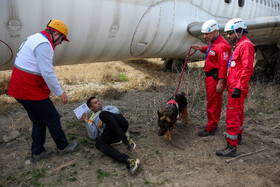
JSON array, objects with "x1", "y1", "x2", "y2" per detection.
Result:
[
  {"x1": 216, "y1": 18, "x2": 254, "y2": 157},
  {"x1": 192, "y1": 20, "x2": 231, "y2": 137},
  {"x1": 8, "y1": 19, "x2": 79, "y2": 163}
]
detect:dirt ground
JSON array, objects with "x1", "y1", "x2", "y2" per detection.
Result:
[{"x1": 0, "y1": 60, "x2": 280, "y2": 187}]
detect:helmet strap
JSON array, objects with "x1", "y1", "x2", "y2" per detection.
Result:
[
  {"x1": 47, "y1": 28, "x2": 56, "y2": 45},
  {"x1": 47, "y1": 27, "x2": 63, "y2": 45},
  {"x1": 53, "y1": 34, "x2": 63, "y2": 44},
  {"x1": 48, "y1": 28, "x2": 63, "y2": 44},
  {"x1": 240, "y1": 29, "x2": 244, "y2": 36},
  {"x1": 234, "y1": 29, "x2": 244, "y2": 43},
  {"x1": 234, "y1": 30, "x2": 240, "y2": 43}
]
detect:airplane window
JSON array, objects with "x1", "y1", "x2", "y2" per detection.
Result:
[
  {"x1": 260, "y1": 0, "x2": 263, "y2": 4},
  {"x1": 278, "y1": 2, "x2": 280, "y2": 10},
  {"x1": 225, "y1": 0, "x2": 231, "y2": 3},
  {"x1": 238, "y1": 0, "x2": 245, "y2": 7},
  {"x1": 264, "y1": 0, "x2": 266, "y2": 5},
  {"x1": 256, "y1": 0, "x2": 258, "y2": 3},
  {"x1": 267, "y1": 0, "x2": 270, "y2": 6}
]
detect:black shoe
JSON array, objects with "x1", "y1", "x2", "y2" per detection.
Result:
[
  {"x1": 30, "y1": 150, "x2": 53, "y2": 163},
  {"x1": 201, "y1": 126, "x2": 218, "y2": 131},
  {"x1": 238, "y1": 134, "x2": 242, "y2": 145},
  {"x1": 57, "y1": 142, "x2": 79, "y2": 155},
  {"x1": 216, "y1": 143, "x2": 237, "y2": 157},
  {"x1": 198, "y1": 129, "x2": 215, "y2": 137},
  {"x1": 127, "y1": 158, "x2": 140, "y2": 175},
  {"x1": 126, "y1": 137, "x2": 136, "y2": 152}
]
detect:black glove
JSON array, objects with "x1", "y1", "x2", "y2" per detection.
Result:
[{"x1": 232, "y1": 88, "x2": 241, "y2": 98}]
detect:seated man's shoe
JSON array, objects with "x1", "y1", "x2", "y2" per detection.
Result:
[
  {"x1": 238, "y1": 134, "x2": 242, "y2": 145},
  {"x1": 125, "y1": 130, "x2": 131, "y2": 137},
  {"x1": 216, "y1": 142, "x2": 237, "y2": 157},
  {"x1": 126, "y1": 137, "x2": 136, "y2": 152},
  {"x1": 198, "y1": 129, "x2": 215, "y2": 137},
  {"x1": 127, "y1": 158, "x2": 140, "y2": 175},
  {"x1": 57, "y1": 142, "x2": 79, "y2": 155},
  {"x1": 30, "y1": 150, "x2": 53, "y2": 163}
]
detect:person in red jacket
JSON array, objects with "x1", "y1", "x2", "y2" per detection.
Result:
[
  {"x1": 8, "y1": 19, "x2": 79, "y2": 163},
  {"x1": 216, "y1": 18, "x2": 255, "y2": 157},
  {"x1": 192, "y1": 20, "x2": 231, "y2": 137}
]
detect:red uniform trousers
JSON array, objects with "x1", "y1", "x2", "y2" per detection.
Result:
[
  {"x1": 226, "y1": 87, "x2": 248, "y2": 146},
  {"x1": 205, "y1": 76, "x2": 226, "y2": 132}
]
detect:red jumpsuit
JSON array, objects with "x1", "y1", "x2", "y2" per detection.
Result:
[
  {"x1": 201, "y1": 34, "x2": 231, "y2": 132},
  {"x1": 226, "y1": 35, "x2": 254, "y2": 146}
]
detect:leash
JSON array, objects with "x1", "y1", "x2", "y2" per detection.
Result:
[
  {"x1": 174, "y1": 46, "x2": 197, "y2": 95},
  {"x1": 167, "y1": 47, "x2": 196, "y2": 118},
  {"x1": 167, "y1": 46, "x2": 197, "y2": 113}
]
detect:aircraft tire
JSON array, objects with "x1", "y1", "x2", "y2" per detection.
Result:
[
  {"x1": 162, "y1": 59, "x2": 173, "y2": 72},
  {"x1": 171, "y1": 59, "x2": 187, "y2": 73}
]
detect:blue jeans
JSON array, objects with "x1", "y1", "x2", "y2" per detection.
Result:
[{"x1": 16, "y1": 98, "x2": 68, "y2": 155}]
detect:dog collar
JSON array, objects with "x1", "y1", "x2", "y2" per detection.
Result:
[{"x1": 167, "y1": 100, "x2": 179, "y2": 119}]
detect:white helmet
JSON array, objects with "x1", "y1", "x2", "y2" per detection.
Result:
[
  {"x1": 201, "y1": 20, "x2": 220, "y2": 33},
  {"x1": 224, "y1": 18, "x2": 247, "y2": 32}
]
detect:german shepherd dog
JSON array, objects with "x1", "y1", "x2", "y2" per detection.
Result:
[{"x1": 157, "y1": 92, "x2": 190, "y2": 140}]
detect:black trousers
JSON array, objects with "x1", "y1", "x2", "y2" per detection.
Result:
[
  {"x1": 16, "y1": 98, "x2": 68, "y2": 155},
  {"x1": 96, "y1": 111, "x2": 129, "y2": 163}
]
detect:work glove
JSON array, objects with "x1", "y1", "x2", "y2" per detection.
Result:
[{"x1": 232, "y1": 88, "x2": 241, "y2": 98}]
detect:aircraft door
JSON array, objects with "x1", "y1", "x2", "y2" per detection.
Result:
[{"x1": 130, "y1": 1, "x2": 176, "y2": 57}]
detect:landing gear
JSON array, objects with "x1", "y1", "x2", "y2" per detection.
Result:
[
  {"x1": 162, "y1": 58, "x2": 187, "y2": 73},
  {"x1": 253, "y1": 45, "x2": 280, "y2": 83},
  {"x1": 162, "y1": 59, "x2": 173, "y2": 72},
  {"x1": 171, "y1": 59, "x2": 186, "y2": 73}
]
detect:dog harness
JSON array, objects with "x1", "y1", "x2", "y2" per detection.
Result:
[{"x1": 167, "y1": 100, "x2": 179, "y2": 119}]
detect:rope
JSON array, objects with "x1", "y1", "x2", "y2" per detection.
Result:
[
  {"x1": 175, "y1": 46, "x2": 197, "y2": 95},
  {"x1": 0, "y1": 40, "x2": 14, "y2": 65}
]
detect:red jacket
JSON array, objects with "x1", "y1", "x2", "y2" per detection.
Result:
[
  {"x1": 228, "y1": 36, "x2": 254, "y2": 90},
  {"x1": 202, "y1": 34, "x2": 231, "y2": 79}
]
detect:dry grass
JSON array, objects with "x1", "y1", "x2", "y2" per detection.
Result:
[
  {"x1": 0, "y1": 71, "x2": 11, "y2": 94},
  {"x1": 0, "y1": 59, "x2": 164, "y2": 113},
  {"x1": 0, "y1": 58, "x2": 279, "y2": 116},
  {"x1": 0, "y1": 70, "x2": 20, "y2": 114},
  {"x1": 246, "y1": 81, "x2": 280, "y2": 113}
]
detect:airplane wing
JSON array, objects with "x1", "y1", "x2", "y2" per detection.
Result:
[{"x1": 188, "y1": 15, "x2": 280, "y2": 47}]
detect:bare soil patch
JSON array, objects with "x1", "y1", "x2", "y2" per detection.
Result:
[{"x1": 0, "y1": 59, "x2": 279, "y2": 187}]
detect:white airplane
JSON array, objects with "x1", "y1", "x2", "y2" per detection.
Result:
[{"x1": 1, "y1": 0, "x2": 280, "y2": 77}]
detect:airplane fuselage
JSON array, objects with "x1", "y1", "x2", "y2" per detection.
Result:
[{"x1": 0, "y1": 0, "x2": 279, "y2": 70}]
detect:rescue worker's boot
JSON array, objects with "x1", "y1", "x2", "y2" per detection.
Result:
[
  {"x1": 198, "y1": 129, "x2": 215, "y2": 137},
  {"x1": 198, "y1": 126, "x2": 218, "y2": 137},
  {"x1": 216, "y1": 142, "x2": 237, "y2": 157},
  {"x1": 238, "y1": 134, "x2": 242, "y2": 145}
]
